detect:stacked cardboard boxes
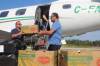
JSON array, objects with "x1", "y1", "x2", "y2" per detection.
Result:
[
  {"x1": 21, "y1": 25, "x2": 38, "y2": 34},
  {"x1": 18, "y1": 50, "x2": 57, "y2": 66},
  {"x1": 60, "y1": 49, "x2": 100, "y2": 66}
]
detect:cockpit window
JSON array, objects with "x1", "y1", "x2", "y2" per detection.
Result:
[
  {"x1": 0, "y1": 11, "x2": 9, "y2": 17},
  {"x1": 92, "y1": 0, "x2": 100, "y2": 2},
  {"x1": 16, "y1": 9, "x2": 26, "y2": 16},
  {"x1": 63, "y1": 4, "x2": 71, "y2": 9}
]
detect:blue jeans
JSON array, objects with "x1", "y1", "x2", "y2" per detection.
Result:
[{"x1": 48, "y1": 45, "x2": 61, "y2": 51}]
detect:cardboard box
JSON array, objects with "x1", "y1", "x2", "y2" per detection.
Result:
[
  {"x1": 18, "y1": 50, "x2": 57, "y2": 66},
  {"x1": 21, "y1": 25, "x2": 38, "y2": 34},
  {"x1": 60, "y1": 49, "x2": 100, "y2": 66}
]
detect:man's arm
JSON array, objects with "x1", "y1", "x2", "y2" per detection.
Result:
[
  {"x1": 39, "y1": 21, "x2": 60, "y2": 35},
  {"x1": 43, "y1": 15, "x2": 49, "y2": 22},
  {"x1": 11, "y1": 32, "x2": 22, "y2": 38},
  {"x1": 39, "y1": 29, "x2": 55, "y2": 35}
]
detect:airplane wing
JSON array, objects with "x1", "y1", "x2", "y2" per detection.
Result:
[{"x1": 0, "y1": 30, "x2": 10, "y2": 40}]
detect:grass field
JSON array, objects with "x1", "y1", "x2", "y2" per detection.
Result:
[{"x1": 61, "y1": 44, "x2": 100, "y2": 48}]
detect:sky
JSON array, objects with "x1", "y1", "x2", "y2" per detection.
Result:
[
  {"x1": 0, "y1": 0, "x2": 55, "y2": 10},
  {"x1": 0, "y1": 0, "x2": 100, "y2": 41}
]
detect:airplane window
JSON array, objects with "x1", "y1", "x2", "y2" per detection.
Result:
[
  {"x1": 0, "y1": 11, "x2": 9, "y2": 17},
  {"x1": 63, "y1": 4, "x2": 71, "y2": 9},
  {"x1": 16, "y1": 9, "x2": 26, "y2": 16},
  {"x1": 92, "y1": 0, "x2": 100, "y2": 2}
]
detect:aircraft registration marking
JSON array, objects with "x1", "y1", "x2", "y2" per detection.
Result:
[{"x1": 74, "y1": 5, "x2": 100, "y2": 13}]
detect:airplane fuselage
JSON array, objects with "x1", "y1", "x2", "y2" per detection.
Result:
[{"x1": 0, "y1": 0, "x2": 100, "y2": 39}]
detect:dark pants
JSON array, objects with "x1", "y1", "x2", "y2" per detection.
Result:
[
  {"x1": 13, "y1": 39, "x2": 26, "y2": 50},
  {"x1": 48, "y1": 45, "x2": 61, "y2": 51}
]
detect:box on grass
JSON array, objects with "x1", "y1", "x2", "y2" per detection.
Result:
[{"x1": 60, "y1": 49, "x2": 100, "y2": 66}]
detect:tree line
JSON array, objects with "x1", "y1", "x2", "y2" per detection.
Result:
[{"x1": 66, "y1": 40, "x2": 100, "y2": 47}]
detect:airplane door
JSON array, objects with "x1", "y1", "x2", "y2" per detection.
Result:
[{"x1": 35, "y1": 5, "x2": 51, "y2": 30}]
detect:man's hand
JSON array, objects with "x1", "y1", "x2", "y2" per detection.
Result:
[
  {"x1": 43, "y1": 15, "x2": 48, "y2": 22},
  {"x1": 18, "y1": 32, "x2": 22, "y2": 35},
  {"x1": 39, "y1": 31, "x2": 45, "y2": 35},
  {"x1": 38, "y1": 29, "x2": 55, "y2": 35}
]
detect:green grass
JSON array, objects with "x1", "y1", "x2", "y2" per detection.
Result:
[{"x1": 61, "y1": 44, "x2": 94, "y2": 48}]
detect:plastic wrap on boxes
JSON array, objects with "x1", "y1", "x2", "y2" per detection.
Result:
[
  {"x1": 18, "y1": 50, "x2": 57, "y2": 66},
  {"x1": 60, "y1": 49, "x2": 100, "y2": 66}
]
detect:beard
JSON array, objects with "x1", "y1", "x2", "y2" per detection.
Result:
[{"x1": 51, "y1": 19, "x2": 55, "y2": 22}]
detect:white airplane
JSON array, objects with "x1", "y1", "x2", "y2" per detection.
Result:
[{"x1": 0, "y1": 0, "x2": 100, "y2": 40}]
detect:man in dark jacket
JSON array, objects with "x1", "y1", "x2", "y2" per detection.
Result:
[
  {"x1": 11, "y1": 21, "x2": 26, "y2": 50},
  {"x1": 11, "y1": 21, "x2": 23, "y2": 41}
]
